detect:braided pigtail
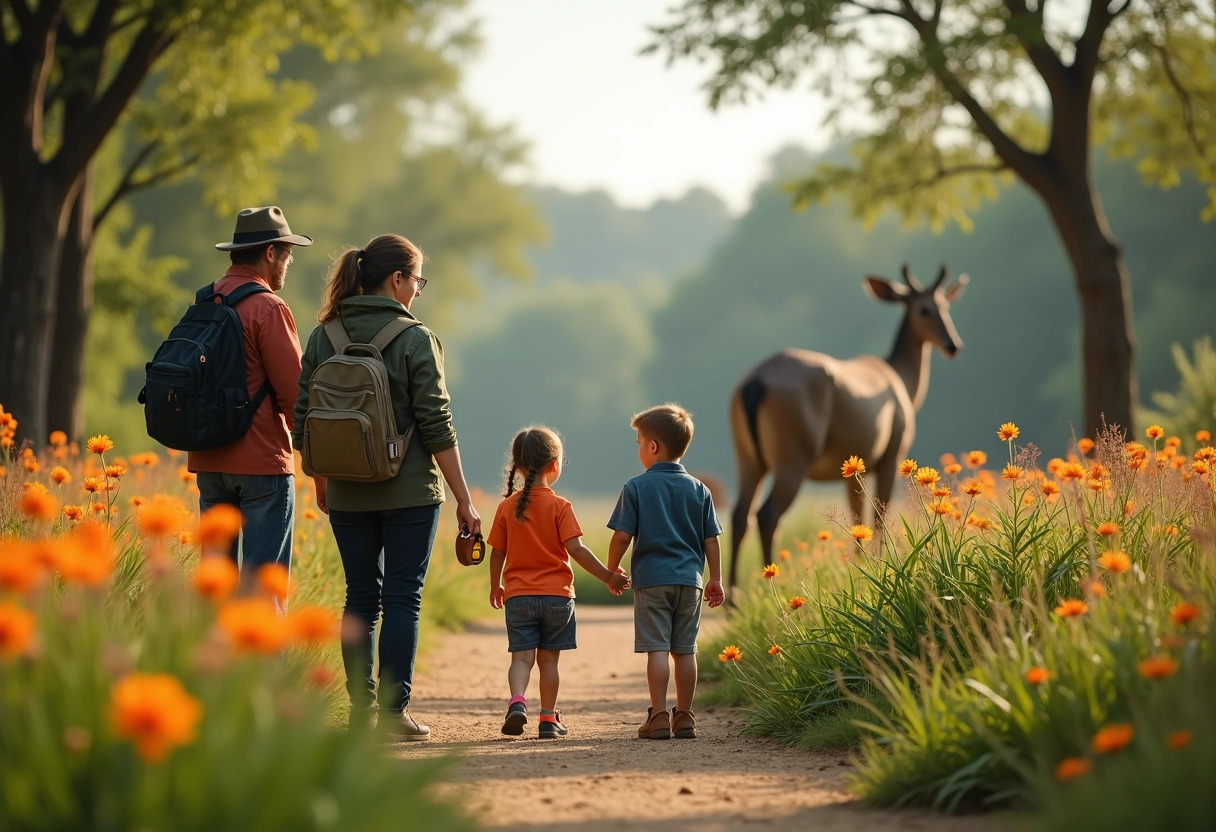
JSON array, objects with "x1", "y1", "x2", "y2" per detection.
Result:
[
  {"x1": 515, "y1": 467, "x2": 538, "y2": 522},
  {"x1": 503, "y1": 464, "x2": 517, "y2": 498}
]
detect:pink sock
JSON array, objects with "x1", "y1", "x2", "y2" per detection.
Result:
[{"x1": 508, "y1": 694, "x2": 526, "y2": 707}]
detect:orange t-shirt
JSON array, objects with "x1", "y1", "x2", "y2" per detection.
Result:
[{"x1": 488, "y1": 487, "x2": 583, "y2": 600}]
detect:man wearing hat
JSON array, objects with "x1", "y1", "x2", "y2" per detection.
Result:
[{"x1": 190, "y1": 206, "x2": 312, "y2": 596}]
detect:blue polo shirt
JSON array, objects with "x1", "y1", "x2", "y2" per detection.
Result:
[{"x1": 607, "y1": 462, "x2": 722, "y2": 590}]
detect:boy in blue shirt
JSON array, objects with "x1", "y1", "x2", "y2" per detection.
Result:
[{"x1": 607, "y1": 403, "x2": 724, "y2": 740}]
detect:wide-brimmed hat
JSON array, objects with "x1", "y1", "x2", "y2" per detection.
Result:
[{"x1": 215, "y1": 206, "x2": 314, "y2": 251}]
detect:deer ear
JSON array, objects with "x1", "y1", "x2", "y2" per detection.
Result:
[
  {"x1": 863, "y1": 276, "x2": 908, "y2": 303},
  {"x1": 944, "y1": 273, "x2": 969, "y2": 302}
]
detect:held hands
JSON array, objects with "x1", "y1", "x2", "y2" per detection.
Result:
[
  {"x1": 490, "y1": 584, "x2": 505, "y2": 610},
  {"x1": 703, "y1": 579, "x2": 725, "y2": 608},
  {"x1": 605, "y1": 567, "x2": 630, "y2": 596}
]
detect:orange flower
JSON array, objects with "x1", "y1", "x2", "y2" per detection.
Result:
[
  {"x1": 1055, "y1": 599, "x2": 1089, "y2": 618},
  {"x1": 303, "y1": 508, "x2": 319, "y2": 521},
  {"x1": 1166, "y1": 435, "x2": 1181, "y2": 449},
  {"x1": 194, "y1": 557, "x2": 239, "y2": 602},
  {"x1": 898, "y1": 458, "x2": 918, "y2": 477},
  {"x1": 129, "y1": 496, "x2": 146, "y2": 508},
  {"x1": 257, "y1": 563, "x2": 291, "y2": 601},
  {"x1": 197, "y1": 505, "x2": 242, "y2": 551},
  {"x1": 86, "y1": 435, "x2": 113, "y2": 455},
  {"x1": 289, "y1": 605, "x2": 339, "y2": 645},
  {"x1": 778, "y1": 548, "x2": 791, "y2": 562},
  {"x1": 82, "y1": 476, "x2": 106, "y2": 494},
  {"x1": 944, "y1": 463, "x2": 962, "y2": 476},
  {"x1": 1146, "y1": 424, "x2": 1164, "y2": 440},
  {"x1": 1137, "y1": 655, "x2": 1179, "y2": 679},
  {"x1": 1025, "y1": 667, "x2": 1050, "y2": 685},
  {"x1": 1124, "y1": 500, "x2": 1135, "y2": 516},
  {"x1": 1077, "y1": 438, "x2": 1095, "y2": 454},
  {"x1": 817, "y1": 530, "x2": 831, "y2": 541},
  {"x1": 931, "y1": 486, "x2": 951, "y2": 498},
  {"x1": 1167, "y1": 730, "x2": 1193, "y2": 750},
  {"x1": 1170, "y1": 602, "x2": 1200, "y2": 626},
  {"x1": 1082, "y1": 578, "x2": 1106, "y2": 598},
  {"x1": 0, "y1": 540, "x2": 42, "y2": 595},
  {"x1": 1001, "y1": 465, "x2": 1022, "y2": 481},
  {"x1": 55, "y1": 524, "x2": 115, "y2": 586},
  {"x1": 795, "y1": 540, "x2": 808, "y2": 551},
  {"x1": 768, "y1": 645, "x2": 782, "y2": 655},
  {"x1": 966, "y1": 450, "x2": 987, "y2": 468},
  {"x1": 104, "y1": 464, "x2": 127, "y2": 480},
  {"x1": 62, "y1": 505, "x2": 84, "y2": 521},
  {"x1": 1054, "y1": 757, "x2": 1090, "y2": 781},
  {"x1": 218, "y1": 598, "x2": 291, "y2": 654},
  {"x1": 718, "y1": 645, "x2": 742, "y2": 662},
  {"x1": 789, "y1": 595, "x2": 806, "y2": 610},
  {"x1": 966, "y1": 514, "x2": 993, "y2": 530},
  {"x1": 177, "y1": 532, "x2": 193, "y2": 546},
  {"x1": 135, "y1": 495, "x2": 188, "y2": 539},
  {"x1": 18, "y1": 485, "x2": 58, "y2": 521},
  {"x1": 178, "y1": 466, "x2": 196, "y2": 484},
  {"x1": 48, "y1": 430, "x2": 67, "y2": 447},
  {"x1": 307, "y1": 665, "x2": 338, "y2": 689},
  {"x1": 0, "y1": 602, "x2": 36, "y2": 660},
  {"x1": 930, "y1": 498, "x2": 955, "y2": 516},
  {"x1": 998, "y1": 422, "x2": 1019, "y2": 441},
  {"x1": 50, "y1": 466, "x2": 70, "y2": 485},
  {"x1": 110, "y1": 673, "x2": 202, "y2": 762},
  {"x1": 1059, "y1": 461, "x2": 1086, "y2": 481},
  {"x1": 850, "y1": 525, "x2": 873, "y2": 541},
  {"x1": 915, "y1": 467, "x2": 940, "y2": 486},
  {"x1": 24, "y1": 459, "x2": 40, "y2": 474},
  {"x1": 1096, "y1": 522, "x2": 1120, "y2": 537},
  {"x1": 841, "y1": 455, "x2": 865, "y2": 478},
  {"x1": 1092, "y1": 723, "x2": 1135, "y2": 754},
  {"x1": 1041, "y1": 481, "x2": 1060, "y2": 498},
  {"x1": 762, "y1": 563, "x2": 780, "y2": 580},
  {"x1": 1160, "y1": 634, "x2": 1185, "y2": 650},
  {"x1": 1196, "y1": 430, "x2": 1211, "y2": 444},
  {"x1": 1098, "y1": 550, "x2": 1131, "y2": 573}
]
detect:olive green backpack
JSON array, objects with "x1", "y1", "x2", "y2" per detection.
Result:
[{"x1": 300, "y1": 316, "x2": 420, "y2": 482}]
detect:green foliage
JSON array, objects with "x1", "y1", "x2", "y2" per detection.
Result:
[
  {"x1": 1142, "y1": 337, "x2": 1216, "y2": 450},
  {"x1": 707, "y1": 422, "x2": 1216, "y2": 816}
]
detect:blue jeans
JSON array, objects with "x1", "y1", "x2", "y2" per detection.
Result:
[
  {"x1": 329, "y1": 504, "x2": 440, "y2": 715},
  {"x1": 197, "y1": 472, "x2": 294, "y2": 592}
]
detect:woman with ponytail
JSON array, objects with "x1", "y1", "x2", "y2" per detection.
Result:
[
  {"x1": 486, "y1": 426, "x2": 629, "y2": 739},
  {"x1": 294, "y1": 234, "x2": 480, "y2": 742}
]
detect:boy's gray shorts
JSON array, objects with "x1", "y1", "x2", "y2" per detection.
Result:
[{"x1": 633, "y1": 585, "x2": 702, "y2": 654}]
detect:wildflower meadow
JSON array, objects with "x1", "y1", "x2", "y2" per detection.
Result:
[
  {"x1": 704, "y1": 422, "x2": 1215, "y2": 826},
  {"x1": 0, "y1": 403, "x2": 486, "y2": 831}
]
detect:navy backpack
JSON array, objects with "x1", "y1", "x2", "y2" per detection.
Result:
[{"x1": 139, "y1": 282, "x2": 272, "y2": 451}]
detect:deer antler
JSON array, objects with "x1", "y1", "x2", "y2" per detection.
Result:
[
  {"x1": 900, "y1": 263, "x2": 924, "y2": 291},
  {"x1": 932, "y1": 264, "x2": 949, "y2": 290}
]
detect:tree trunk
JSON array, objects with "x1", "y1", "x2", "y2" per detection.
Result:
[
  {"x1": 0, "y1": 171, "x2": 68, "y2": 445},
  {"x1": 1041, "y1": 177, "x2": 1137, "y2": 438},
  {"x1": 46, "y1": 168, "x2": 95, "y2": 440}
]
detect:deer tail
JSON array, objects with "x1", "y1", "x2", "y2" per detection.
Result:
[{"x1": 740, "y1": 375, "x2": 766, "y2": 469}]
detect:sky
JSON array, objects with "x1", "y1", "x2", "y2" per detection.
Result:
[{"x1": 460, "y1": 0, "x2": 834, "y2": 214}]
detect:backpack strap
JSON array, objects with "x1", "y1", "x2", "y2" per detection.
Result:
[
  {"x1": 223, "y1": 282, "x2": 272, "y2": 306},
  {"x1": 369, "y1": 317, "x2": 421, "y2": 353},
  {"x1": 323, "y1": 318, "x2": 353, "y2": 352},
  {"x1": 195, "y1": 283, "x2": 218, "y2": 304}
]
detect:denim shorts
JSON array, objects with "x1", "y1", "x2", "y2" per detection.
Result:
[
  {"x1": 634, "y1": 585, "x2": 702, "y2": 654},
  {"x1": 504, "y1": 595, "x2": 577, "y2": 652}
]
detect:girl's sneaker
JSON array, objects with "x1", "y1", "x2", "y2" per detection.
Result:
[
  {"x1": 637, "y1": 707, "x2": 671, "y2": 740},
  {"x1": 502, "y1": 701, "x2": 528, "y2": 736},
  {"x1": 671, "y1": 708, "x2": 697, "y2": 739},
  {"x1": 538, "y1": 711, "x2": 568, "y2": 739}
]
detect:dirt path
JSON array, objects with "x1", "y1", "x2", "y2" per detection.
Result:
[{"x1": 394, "y1": 605, "x2": 1012, "y2": 832}]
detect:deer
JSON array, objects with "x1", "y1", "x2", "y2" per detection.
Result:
[{"x1": 726, "y1": 263, "x2": 968, "y2": 593}]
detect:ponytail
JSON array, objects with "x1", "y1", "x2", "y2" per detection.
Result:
[
  {"x1": 503, "y1": 425, "x2": 563, "y2": 524},
  {"x1": 515, "y1": 468, "x2": 539, "y2": 522},
  {"x1": 317, "y1": 235, "x2": 424, "y2": 324}
]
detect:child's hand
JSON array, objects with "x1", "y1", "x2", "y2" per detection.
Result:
[
  {"x1": 606, "y1": 569, "x2": 630, "y2": 595},
  {"x1": 704, "y1": 579, "x2": 725, "y2": 608},
  {"x1": 490, "y1": 585, "x2": 505, "y2": 609}
]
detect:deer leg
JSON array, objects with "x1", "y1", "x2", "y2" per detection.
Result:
[
  {"x1": 728, "y1": 467, "x2": 763, "y2": 596},
  {"x1": 755, "y1": 467, "x2": 804, "y2": 568}
]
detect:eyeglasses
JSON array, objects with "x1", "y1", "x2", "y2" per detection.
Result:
[
  {"x1": 409, "y1": 273, "x2": 427, "y2": 291},
  {"x1": 561, "y1": 455, "x2": 569, "y2": 466},
  {"x1": 274, "y1": 245, "x2": 294, "y2": 263}
]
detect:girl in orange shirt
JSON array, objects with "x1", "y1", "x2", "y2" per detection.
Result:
[{"x1": 488, "y1": 425, "x2": 629, "y2": 738}]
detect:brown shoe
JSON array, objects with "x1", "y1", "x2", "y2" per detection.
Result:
[
  {"x1": 672, "y1": 708, "x2": 697, "y2": 739},
  {"x1": 383, "y1": 710, "x2": 430, "y2": 742},
  {"x1": 637, "y1": 707, "x2": 671, "y2": 740}
]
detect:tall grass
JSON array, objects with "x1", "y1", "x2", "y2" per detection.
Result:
[
  {"x1": 707, "y1": 423, "x2": 1215, "y2": 818},
  {"x1": 0, "y1": 415, "x2": 483, "y2": 830}
]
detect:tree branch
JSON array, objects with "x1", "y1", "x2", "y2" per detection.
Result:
[
  {"x1": 95, "y1": 147, "x2": 203, "y2": 230},
  {"x1": 841, "y1": 0, "x2": 906, "y2": 20},
  {"x1": 871, "y1": 161, "x2": 1008, "y2": 199},
  {"x1": 50, "y1": 19, "x2": 175, "y2": 190},
  {"x1": 1001, "y1": 0, "x2": 1069, "y2": 98},
  {"x1": 1074, "y1": 0, "x2": 1115, "y2": 88},
  {"x1": 1154, "y1": 5, "x2": 1213, "y2": 166}
]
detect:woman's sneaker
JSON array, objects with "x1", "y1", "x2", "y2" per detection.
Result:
[
  {"x1": 637, "y1": 707, "x2": 671, "y2": 740},
  {"x1": 671, "y1": 708, "x2": 697, "y2": 739},
  {"x1": 502, "y1": 701, "x2": 528, "y2": 736},
  {"x1": 538, "y1": 711, "x2": 568, "y2": 739},
  {"x1": 383, "y1": 710, "x2": 430, "y2": 742}
]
